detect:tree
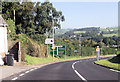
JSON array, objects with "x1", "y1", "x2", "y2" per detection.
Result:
[{"x1": 2, "y1": 2, "x2": 65, "y2": 39}]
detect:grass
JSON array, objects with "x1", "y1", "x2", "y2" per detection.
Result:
[
  {"x1": 24, "y1": 55, "x2": 53, "y2": 65},
  {"x1": 73, "y1": 31, "x2": 86, "y2": 34},
  {"x1": 94, "y1": 55, "x2": 120, "y2": 71},
  {"x1": 24, "y1": 55, "x2": 97, "y2": 65},
  {"x1": 103, "y1": 34, "x2": 118, "y2": 37}
]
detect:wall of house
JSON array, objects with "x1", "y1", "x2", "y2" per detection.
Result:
[{"x1": 0, "y1": 27, "x2": 8, "y2": 57}]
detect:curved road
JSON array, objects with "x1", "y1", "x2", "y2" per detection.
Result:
[{"x1": 4, "y1": 57, "x2": 119, "y2": 81}]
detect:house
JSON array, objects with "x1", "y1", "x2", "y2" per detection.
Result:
[{"x1": 0, "y1": 15, "x2": 8, "y2": 58}]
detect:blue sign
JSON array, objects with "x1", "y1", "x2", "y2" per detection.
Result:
[{"x1": 74, "y1": 50, "x2": 77, "y2": 53}]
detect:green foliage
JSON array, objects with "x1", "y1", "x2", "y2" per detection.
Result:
[
  {"x1": 103, "y1": 34, "x2": 118, "y2": 37},
  {"x1": 55, "y1": 38, "x2": 117, "y2": 57},
  {"x1": 102, "y1": 47, "x2": 116, "y2": 55},
  {"x1": 108, "y1": 54, "x2": 120, "y2": 63},
  {"x1": 117, "y1": 51, "x2": 120, "y2": 55},
  {"x1": 18, "y1": 34, "x2": 47, "y2": 59},
  {"x1": 30, "y1": 34, "x2": 46, "y2": 44},
  {"x1": 2, "y1": 2, "x2": 65, "y2": 36},
  {"x1": 81, "y1": 47, "x2": 96, "y2": 56},
  {"x1": 5, "y1": 18, "x2": 18, "y2": 40},
  {"x1": 25, "y1": 54, "x2": 102, "y2": 65},
  {"x1": 94, "y1": 55, "x2": 120, "y2": 70},
  {"x1": 24, "y1": 55, "x2": 53, "y2": 65},
  {"x1": 57, "y1": 27, "x2": 118, "y2": 47}
]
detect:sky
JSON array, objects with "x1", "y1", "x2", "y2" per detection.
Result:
[{"x1": 32, "y1": 0, "x2": 118, "y2": 29}]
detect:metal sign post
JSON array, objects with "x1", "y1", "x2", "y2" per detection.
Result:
[
  {"x1": 96, "y1": 46, "x2": 100, "y2": 61},
  {"x1": 53, "y1": 20, "x2": 54, "y2": 61}
]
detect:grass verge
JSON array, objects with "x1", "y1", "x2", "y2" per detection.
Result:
[
  {"x1": 24, "y1": 54, "x2": 115, "y2": 65},
  {"x1": 94, "y1": 55, "x2": 120, "y2": 71}
]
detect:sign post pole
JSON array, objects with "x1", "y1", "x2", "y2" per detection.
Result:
[
  {"x1": 53, "y1": 20, "x2": 54, "y2": 61},
  {"x1": 65, "y1": 45, "x2": 66, "y2": 59},
  {"x1": 96, "y1": 46, "x2": 100, "y2": 61}
]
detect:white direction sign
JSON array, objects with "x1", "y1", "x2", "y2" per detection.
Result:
[{"x1": 45, "y1": 38, "x2": 54, "y2": 44}]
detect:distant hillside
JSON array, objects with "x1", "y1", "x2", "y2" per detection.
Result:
[
  {"x1": 55, "y1": 29, "x2": 72, "y2": 36},
  {"x1": 56, "y1": 27, "x2": 118, "y2": 40}
]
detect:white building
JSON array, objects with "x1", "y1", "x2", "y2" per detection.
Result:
[{"x1": 0, "y1": 15, "x2": 8, "y2": 58}]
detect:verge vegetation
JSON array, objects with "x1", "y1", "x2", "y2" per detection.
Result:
[{"x1": 94, "y1": 54, "x2": 120, "y2": 71}]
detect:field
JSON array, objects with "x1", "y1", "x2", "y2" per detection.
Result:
[
  {"x1": 73, "y1": 31, "x2": 86, "y2": 34},
  {"x1": 100, "y1": 27, "x2": 118, "y2": 31},
  {"x1": 103, "y1": 34, "x2": 118, "y2": 37}
]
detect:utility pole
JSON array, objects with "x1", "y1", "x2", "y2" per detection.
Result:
[
  {"x1": 52, "y1": 20, "x2": 54, "y2": 61},
  {"x1": 14, "y1": 10, "x2": 15, "y2": 22},
  {"x1": 46, "y1": 29, "x2": 48, "y2": 57},
  {"x1": 79, "y1": 34, "x2": 82, "y2": 56},
  {"x1": 0, "y1": 2, "x2": 2, "y2": 14}
]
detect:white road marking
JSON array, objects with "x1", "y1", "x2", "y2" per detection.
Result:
[
  {"x1": 11, "y1": 67, "x2": 39, "y2": 80},
  {"x1": 72, "y1": 61, "x2": 87, "y2": 81},
  {"x1": 34, "y1": 68, "x2": 38, "y2": 70},
  {"x1": 12, "y1": 77, "x2": 18, "y2": 80},
  {"x1": 72, "y1": 64, "x2": 74, "y2": 69},
  {"x1": 74, "y1": 70, "x2": 87, "y2": 82},
  {"x1": 30, "y1": 69, "x2": 34, "y2": 71},
  {"x1": 110, "y1": 69, "x2": 120, "y2": 73},
  {"x1": 19, "y1": 73, "x2": 25, "y2": 76},
  {"x1": 25, "y1": 71, "x2": 30, "y2": 73}
]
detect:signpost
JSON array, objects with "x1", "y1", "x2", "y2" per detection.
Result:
[
  {"x1": 45, "y1": 38, "x2": 54, "y2": 44},
  {"x1": 50, "y1": 45, "x2": 66, "y2": 56},
  {"x1": 74, "y1": 50, "x2": 77, "y2": 53},
  {"x1": 96, "y1": 46, "x2": 100, "y2": 61}
]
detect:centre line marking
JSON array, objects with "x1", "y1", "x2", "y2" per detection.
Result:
[{"x1": 72, "y1": 61, "x2": 87, "y2": 82}]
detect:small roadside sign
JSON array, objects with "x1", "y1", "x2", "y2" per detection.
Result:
[
  {"x1": 45, "y1": 38, "x2": 54, "y2": 44},
  {"x1": 96, "y1": 48, "x2": 100, "y2": 52},
  {"x1": 74, "y1": 50, "x2": 77, "y2": 53},
  {"x1": 96, "y1": 46, "x2": 100, "y2": 61},
  {"x1": 52, "y1": 44, "x2": 55, "y2": 49}
]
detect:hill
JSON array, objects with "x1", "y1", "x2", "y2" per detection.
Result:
[
  {"x1": 55, "y1": 29, "x2": 72, "y2": 36},
  {"x1": 56, "y1": 27, "x2": 118, "y2": 38}
]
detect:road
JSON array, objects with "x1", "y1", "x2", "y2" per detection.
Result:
[{"x1": 3, "y1": 57, "x2": 119, "y2": 82}]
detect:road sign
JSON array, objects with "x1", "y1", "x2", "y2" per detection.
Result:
[
  {"x1": 74, "y1": 50, "x2": 77, "y2": 53},
  {"x1": 96, "y1": 46, "x2": 100, "y2": 61},
  {"x1": 52, "y1": 44, "x2": 55, "y2": 49},
  {"x1": 50, "y1": 45, "x2": 66, "y2": 56},
  {"x1": 45, "y1": 38, "x2": 54, "y2": 44},
  {"x1": 96, "y1": 48, "x2": 100, "y2": 52}
]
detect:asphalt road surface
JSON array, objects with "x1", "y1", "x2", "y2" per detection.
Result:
[{"x1": 3, "y1": 57, "x2": 120, "y2": 82}]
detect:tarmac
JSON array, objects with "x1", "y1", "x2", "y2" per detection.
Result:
[{"x1": 0, "y1": 55, "x2": 116, "y2": 81}]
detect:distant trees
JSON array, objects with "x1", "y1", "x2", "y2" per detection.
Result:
[
  {"x1": 55, "y1": 38, "x2": 117, "y2": 57},
  {"x1": 57, "y1": 27, "x2": 118, "y2": 47}
]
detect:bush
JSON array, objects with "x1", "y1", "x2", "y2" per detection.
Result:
[
  {"x1": 6, "y1": 18, "x2": 18, "y2": 40},
  {"x1": 30, "y1": 34, "x2": 46, "y2": 44},
  {"x1": 81, "y1": 47, "x2": 96, "y2": 56},
  {"x1": 102, "y1": 47, "x2": 116, "y2": 55},
  {"x1": 18, "y1": 34, "x2": 47, "y2": 61}
]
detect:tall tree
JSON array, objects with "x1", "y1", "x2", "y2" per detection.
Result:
[{"x1": 2, "y1": 1, "x2": 65, "y2": 37}]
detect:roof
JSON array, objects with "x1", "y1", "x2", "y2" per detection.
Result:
[{"x1": 0, "y1": 15, "x2": 8, "y2": 27}]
